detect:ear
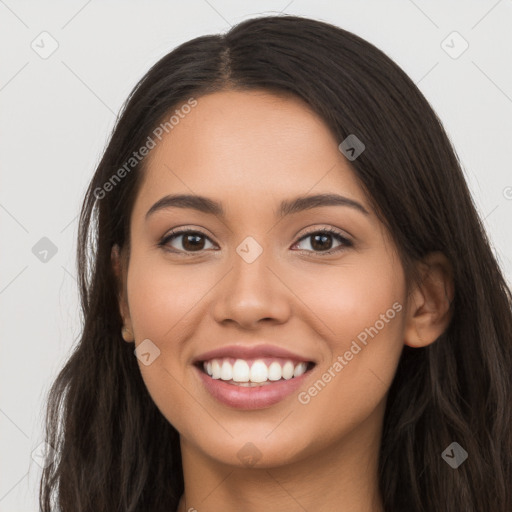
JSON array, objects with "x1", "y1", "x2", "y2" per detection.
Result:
[
  {"x1": 404, "y1": 251, "x2": 455, "y2": 348},
  {"x1": 111, "y1": 244, "x2": 134, "y2": 342}
]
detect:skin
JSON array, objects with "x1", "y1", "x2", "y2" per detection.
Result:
[{"x1": 112, "y1": 90, "x2": 454, "y2": 512}]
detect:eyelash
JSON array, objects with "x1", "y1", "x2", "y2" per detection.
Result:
[{"x1": 158, "y1": 226, "x2": 353, "y2": 256}]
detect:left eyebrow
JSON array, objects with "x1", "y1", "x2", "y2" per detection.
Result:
[
  {"x1": 278, "y1": 193, "x2": 370, "y2": 217},
  {"x1": 145, "y1": 192, "x2": 370, "y2": 221}
]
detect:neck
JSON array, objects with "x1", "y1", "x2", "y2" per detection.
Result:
[{"x1": 176, "y1": 403, "x2": 386, "y2": 512}]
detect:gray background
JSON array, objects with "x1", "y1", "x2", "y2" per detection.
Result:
[{"x1": 1, "y1": 1, "x2": 511, "y2": 510}]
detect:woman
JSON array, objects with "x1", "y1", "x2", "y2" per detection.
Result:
[{"x1": 39, "y1": 14, "x2": 512, "y2": 512}]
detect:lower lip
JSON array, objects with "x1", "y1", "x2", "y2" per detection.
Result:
[{"x1": 195, "y1": 365, "x2": 314, "y2": 410}]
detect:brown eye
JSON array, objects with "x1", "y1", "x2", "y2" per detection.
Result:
[
  {"x1": 293, "y1": 228, "x2": 352, "y2": 255},
  {"x1": 160, "y1": 230, "x2": 215, "y2": 253}
]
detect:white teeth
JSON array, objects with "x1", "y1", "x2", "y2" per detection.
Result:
[
  {"x1": 232, "y1": 359, "x2": 250, "y2": 382},
  {"x1": 220, "y1": 360, "x2": 232, "y2": 380},
  {"x1": 293, "y1": 362, "x2": 307, "y2": 377},
  {"x1": 202, "y1": 358, "x2": 310, "y2": 384},
  {"x1": 211, "y1": 359, "x2": 221, "y2": 379},
  {"x1": 282, "y1": 361, "x2": 294, "y2": 380},
  {"x1": 249, "y1": 360, "x2": 268, "y2": 383},
  {"x1": 268, "y1": 361, "x2": 282, "y2": 381}
]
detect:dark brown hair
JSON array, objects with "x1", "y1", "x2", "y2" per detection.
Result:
[{"x1": 40, "y1": 14, "x2": 512, "y2": 511}]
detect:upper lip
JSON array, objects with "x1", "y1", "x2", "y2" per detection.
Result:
[{"x1": 193, "y1": 344, "x2": 316, "y2": 364}]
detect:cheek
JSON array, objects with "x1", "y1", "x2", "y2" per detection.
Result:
[
  {"x1": 289, "y1": 262, "x2": 406, "y2": 445},
  {"x1": 290, "y1": 253, "x2": 405, "y2": 353},
  {"x1": 125, "y1": 256, "x2": 225, "y2": 433},
  {"x1": 126, "y1": 255, "x2": 217, "y2": 342}
]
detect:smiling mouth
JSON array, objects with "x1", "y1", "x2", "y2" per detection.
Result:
[{"x1": 194, "y1": 358, "x2": 316, "y2": 386}]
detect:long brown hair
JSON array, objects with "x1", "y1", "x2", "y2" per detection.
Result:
[{"x1": 40, "y1": 14, "x2": 512, "y2": 511}]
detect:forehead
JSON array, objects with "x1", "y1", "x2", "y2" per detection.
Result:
[{"x1": 132, "y1": 89, "x2": 369, "y2": 222}]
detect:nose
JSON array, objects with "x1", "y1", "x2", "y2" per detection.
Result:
[{"x1": 211, "y1": 241, "x2": 292, "y2": 330}]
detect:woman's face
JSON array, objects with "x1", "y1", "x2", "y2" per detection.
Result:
[{"x1": 115, "y1": 89, "x2": 411, "y2": 468}]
